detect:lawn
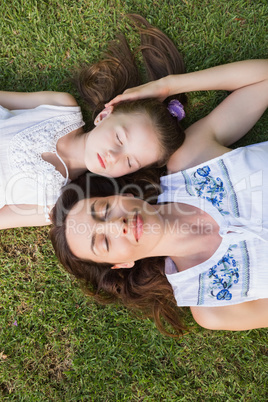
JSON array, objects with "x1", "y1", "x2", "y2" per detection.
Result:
[{"x1": 0, "y1": 0, "x2": 267, "y2": 400}]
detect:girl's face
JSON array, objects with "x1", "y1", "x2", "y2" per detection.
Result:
[
  {"x1": 84, "y1": 110, "x2": 163, "y2": 177},
  {"x1": 65, "y1": 195, "x2": 164, "y2": 267}
]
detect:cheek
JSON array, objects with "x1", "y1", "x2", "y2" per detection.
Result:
[
  {"x1": 116, "y1": 242, "x2": 133, "y2": 261},
  {"x1": 150, "y1": 141, "x2": 162, "y2": 161},
  {"x1": 110, "y1": 162, "x2": 126, "y2": 178},
  {"x1": 91, "y1": 126, "x2": 107, "y2": 142}
]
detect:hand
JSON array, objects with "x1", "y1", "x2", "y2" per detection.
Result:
[{"x1": 105, "y1": 78, "x2": 170, "y2": 107}]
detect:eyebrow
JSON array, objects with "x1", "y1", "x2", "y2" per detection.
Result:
[
  {"x1": 90, "y1": 201, "x2": 98, "y2": 256},
  {"x1": 91, "y1": 233, "x2": 97, "y2": 256},
  {"x1": 90, "y1": 200, "x2": 97, "y2": 219},
  {"x1": 123, "y1": 126, "x2": 141, "y2": 169}
]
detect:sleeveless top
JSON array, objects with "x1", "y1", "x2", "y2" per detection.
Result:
[
  {"x1": 0, "y1": 104, "x2": 85, "y2": 220},
  {"x1": 158, "y1": 141, "x2": 268, "y2": 307}
]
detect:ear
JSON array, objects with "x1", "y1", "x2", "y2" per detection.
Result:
[
  {"x1": 123, "y1": 193, "x2": 134, "y2": 198},
  {"x1": 111, "y1": 261, "x2": 135, "y2": 270},
  {"x1": 94, "y1": 106, "x2": 114, "y2": 125}
]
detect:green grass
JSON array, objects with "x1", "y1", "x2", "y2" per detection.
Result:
[{"x1": 0, "y1": 0, "x2": 268, "y2": 400}]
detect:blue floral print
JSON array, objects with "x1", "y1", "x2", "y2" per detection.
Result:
[
  {"x1": 204, "y1": 245, "x2": 240, "y2": 302},
  {"x1": 190, "y1": 165, "x2": 229, "y2": 215},
  {"x1": 196, "y1": 166, "x2": 211, "y2": 177},
  {"x1": 182, "y1": 159, "x2": 240, "y2": 218}
]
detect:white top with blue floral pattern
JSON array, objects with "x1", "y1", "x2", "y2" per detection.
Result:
[{"x1": 159, "y1": 141, "x2": 268, "y2": 306}]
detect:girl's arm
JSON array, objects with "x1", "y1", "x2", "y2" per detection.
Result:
[
  {"x1": 193, "y1": 79, "x2": 268, "y2": 147},
  {"x1": 106, "y1": 59, "x2": 268, "y2": 105},
  {"x1": 0, "y1": 204, "x2": 52, "y2": 229},
  {"x1": 0, "y1": 91, "x2": 78, "y2": 110},
  {"x1": 191, "y1": 299, "x2": 268, "y2": 331},
  {"x1": 167, "y1": 78, "x2": 268, "y2": 172}
]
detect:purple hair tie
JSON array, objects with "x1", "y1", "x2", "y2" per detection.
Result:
[{"x1": 167, "y1": 99, "x2": 185, "y2": 121}]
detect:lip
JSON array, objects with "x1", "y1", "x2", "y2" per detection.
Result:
[
  {"x1": 134, "y1": 212, "x2": 143, "y2": 242},
  {"x1": 97, "y1": 153, "x2": 106, "y2": 169}
]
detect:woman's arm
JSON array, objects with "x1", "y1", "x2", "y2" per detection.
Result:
[
  {"x1": 191, "y1": 299, "x2": 268, "y2": 331},
  {"x1": 0, "y1": 91, "x2": 78, "y2": 110},
  {"x1": 0, "y1": 204, "x2": 52, "y2": 229},
  {"x1": 106, "y1": 59, "x2": 268, "y2": 105}
]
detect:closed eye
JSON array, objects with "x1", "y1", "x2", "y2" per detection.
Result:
[
  {"x1": 127, "y1": 157, "x2": 132, "y2": 168},
  {"x1": 105, "y1": 236, "x2": 109, "y2": 252},
  {"x1": 116, "y1": 133, "x2": 123, "y2": 145},
  {"x1": 99, "y1": 203, "x2": 110, "y2": 221},
  {"x1": 104, "y1": 203, "x2": 109, "y2": 220},
  {"x1": 99, "y1": 203, "x2": 109, "y2": 220},
  {"x1": 104, "y1": 202, "x2": 110, "y2": 220}
]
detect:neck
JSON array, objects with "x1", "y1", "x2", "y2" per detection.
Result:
[
  {"x1": 147, "y1": 203, "x2": 220, "y2": 259},
  {"x1": 56, "y1": 129, "x2": 88, "y2": 179}
]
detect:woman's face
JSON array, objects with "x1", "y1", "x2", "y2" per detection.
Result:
[
  {"x1": 84, "y1": 110, "x2": 163, "y2": 177},
  {"x1": 65, "y1": 195, "x2": 164, "y2": 267}
]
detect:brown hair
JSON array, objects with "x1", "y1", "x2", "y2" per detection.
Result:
[
  {"x1": 74, "y1": 14, "x2": 187, "y2": 167},
  {"x1": 50, "y1": 173, "x2": 186, "y2": 337}
]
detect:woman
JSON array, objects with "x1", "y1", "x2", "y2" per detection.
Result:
[{"x1": 50, "y1": 55, "x2": 268, "y2": 336}]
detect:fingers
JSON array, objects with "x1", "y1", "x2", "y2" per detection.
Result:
[
  {"x1": 105, "y1": 95, "x2": 127, "y2": 107},
  {"x1": 105, "y1": 80, "x2": 166, "y2": 107},
  {"x1": 105, "y1": 90, "x2": 138, "y2": 107}
]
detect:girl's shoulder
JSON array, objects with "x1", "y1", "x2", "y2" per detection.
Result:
[
  {"x1": 167, "y1": 128, "x2": 230, "y2": 173},
  {"x1": 48, "y1": 92, "x2": 78, "y2": 107}
]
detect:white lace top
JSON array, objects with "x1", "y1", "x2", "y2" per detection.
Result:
[
  {"x1": 0, "y1": 104, "x2": 85, "y2": 220},
  {"x1": 158, "y1": 141, "x2": 268, "y2": 307}
]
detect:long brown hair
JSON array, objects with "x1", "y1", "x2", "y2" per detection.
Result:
[
  {"x1": 74, "y1": 14, "x2": 187, "y2": 167},
  {"x1": 50, "y1": 173, "x2": 186, "y2": 337}
]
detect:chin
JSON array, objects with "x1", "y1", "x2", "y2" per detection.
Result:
[{"x1": 101, "y1": 172, "x2": 113, "y2": 178}]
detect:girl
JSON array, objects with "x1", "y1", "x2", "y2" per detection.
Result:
[
  {"x1": 50, "y1": 57, "x2": 268, "y2": 336},
  {"x1": 0, "y1": 15, "x2": 186, "y2": 230}
]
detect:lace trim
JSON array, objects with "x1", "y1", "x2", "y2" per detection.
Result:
[
  {"x1": 9, "y1": 111, "x2": 84, "y2": 187},
  {"x1": 8, "y1": 111, "x2": 85, "y2": 216}
]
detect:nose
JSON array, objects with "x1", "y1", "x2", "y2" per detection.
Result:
[
  {"x1": 96, "y1": 217, "x2": 128, "y2": 238},
  {"x1": 105, "y1": 150, "x2": 120, "y2": 165}
]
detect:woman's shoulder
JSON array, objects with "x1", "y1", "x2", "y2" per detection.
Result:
[{"x1": 190, "y1": 298, "x2": 268, "y2": 330}]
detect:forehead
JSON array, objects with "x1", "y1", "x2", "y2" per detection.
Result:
[
  {"x1": 113, "y1": 110, "x2": 149, "y2": 122},
  {"x1": 115, "y1": 112, "x2": 162, "y2": 153},
  {"x1": 113, "y1": 112, "x2": 155, "y2": 136},
  {"x1": 65, "y1": 198, "x2": 96, "y2": 259},
  {"x1": 67, "y1": 198, "x2": 91, "y2": 222}
]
